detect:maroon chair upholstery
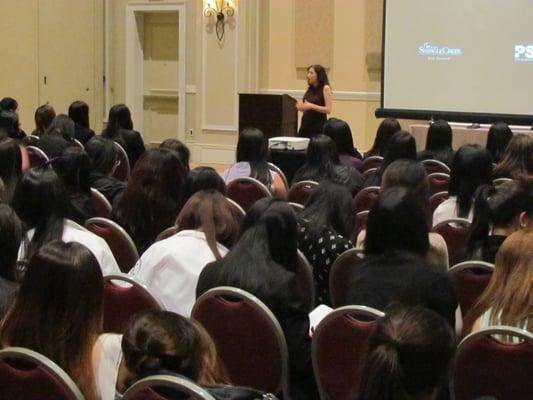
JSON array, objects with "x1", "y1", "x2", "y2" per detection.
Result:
[
  {"x1": 352, "y1": 210, "x2": 369, "y2": 243},
  {"x1": 123, "y1": 375, "x2": 216, "y2": 400},
  {"x1": 103, "y1": 273, "x2": 165, "y2": 334},
  {"x1": 448, "y1": 261, "x2": 494, "y2": 319},
  {"x1": 329, "y1": 249, "x2": 365, "y2": 307},
  {"x1": 422, "y1": 159, "x2": 451, "y2": 175},
  {"x1": 268, "y1": 162, "x2": 289, "y2": 191},
  {"x1": 312, "y1": 306, "x2": 384, "y2": 400},
  {"x1": 192, "y1": 287, "x2": 289, "y2": 397},
  {"x1": 26, "y1": 145, "x2": 49, "y2": 168},
  {"x1": 90, "y1": 188, "x2": 112, "y2": 218},
  {"x1": 429, "y1": 191, "x2": 449, "y2": 215},
  {"x1": 432, "y1": 218, "x2": 472, "y2": 266},
  {"x1": 453, "y1": 326, "x2": 533, "y2": 400},
  {"x1": 226, "y1": 177, "x2": 272, "y2": 212},
  {"x1": 85, "y1": 217, "x2": 139, "y2": 273},
  {"x1": 427, "y1": 172, "x2": 450, "y2": 195},
  {"x1": 0, "y1": 347, "x2": 84, "y2": 400},
  {"x1": 296, "y1": 250, "x2": 316, "y2": 311},
  {"x1": 354, "y1": 186, "x2": 380, "y2": 213},
  {"x1": 287, "y1": 180, "x2": 319, "y2": 206},
  {"x1": 112, "y1": 141, "x2": 131, "y2": 182},
  {"x1": 361, "y1": 156, "x2": 383, "y2": 172}
]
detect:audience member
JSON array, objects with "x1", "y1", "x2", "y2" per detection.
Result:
[
  {"x1": 68, "y1": 100, "x2": 95, "y2": 145},
  {"x1": 182, "y1": 166, "x2": 226, "y2": 205},
  {"x1": 85, "y1": 136, "x2": 126, "y2": 205},
  {"x1": 131, "y1": 190, "x2": 241, "y2": 316},
  {"x1": 0, "y1": 204, "x2": 23, "y2": 318},
  {"x1": 112, "y1": 148, "x2": 186, "y2": 254},
  {"x1": 297, "y1": 181, "x2": 354, "y2": 306},
  {"x1": 0, "y1": 97, "x2": 18, "y2": 112},
  {"x1": 486, "y1": 122, "x2": 513, "y2": 164},
  {"x1": 222, "y1": 127, "x2": 287, "y2": 198},
  {"x1": 492, "y1": 134, "x2": 533, "y2": 179},
  {"x1": 160, "y1": 138, "x2": 191, "y2": 174},
  {"x1": 322, "y1": 117, "x2": 363, "y2": 170},
  {"x1": 101, "y1": 104, "x2": 145, "y2": 168},
  {"x1": 417, "y1": 120, "x2": 455, "y2": 166},
  {"x1": 463, "y1": 229, "x2": 533, "y2": 336},
  {"x1": 0, "y1": 110, "x2": 24, "y2": 140},
  {"x1": 197, "y1": 198, "x2": 317, "y2": 400},
  {"x1": 358, "y1": 305, "x2": 455, "y2": 400},
  {"x1": 365, "y1": 117, "x2": 401, "y2": 157},
  {"x1": 31, "y1": 104, "x2": 56, "y2": 136},
  {"x1": 292, "y1": 134, "x2": 362, "y2": 195},
  {"x1": 38, "y1": 114, "x2": 76, "y2": 159},
  {"x1": 12, "y1": 167, "x2": 119, "y2": 274},
  {"x1": 0, "y1": 137, "x2": 22, "y2": 203},
  {"x1": 0, "y1": 241, "x2": 104, "y2": 399},
  {"x1": 433, "y1": 144, "x2": 493, "y2": 226}
]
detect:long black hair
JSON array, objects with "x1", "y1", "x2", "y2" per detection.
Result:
[
  {"x1": 44, "y1": 114, "x2": 76, "y2": 142},
  {"x1": 53, "y1": 147, "x2": 92, "y2": 196},
  {"x1": 308, "y1": 64, "x2": 330, "y2": 89},
  {"x1": 367, "y1": 118, "x2": 401, "y2": 157},
  {"x1": 182, "y1": 166, "x2": 226, "y2": 205},
  {"x1": 425, "y1": 120, "x2": 452, "y2": 152},
  {"x1": 68, "y1": 101, "x2": 90, "y2": 129},
  {"x1": 486, "y1": 122, "x2": 513, "y2": 164},
  {"x1": 235, "y1": 128, "x2": 272, "y2": 186},
  {"x1": 449, "y1": 145, "x2": 493, "y2": 218},
  {"x1": 0, "y1": 137, "x2": 22, "y2": 202},
  {"x1": 375, "y1": 130, "x2": 417, "y2": 183},
  {"x1": 103, "y1": 104, "x2": 134, "y2": 138},
  {"x1": 85, "y1": 136, "x2": 118, "y2": 176},
  {"x1": 292, "y1": 134, "x2": 339, "y2": 184},
  {"x1": 323, "y1": 117, "x2": 357, "y2": 157},
  {"x1": 0, "y1": 204, "x2": 23, "y2": 282}
]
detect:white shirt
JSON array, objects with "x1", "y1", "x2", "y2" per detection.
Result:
[
  {"x1": 93, "y1": 333, "x2": 122, "y2": 400},
  {"x1": 432, "y1": 196, "x2": 474, "y2": 227},
  {"x1": 130, "y1": 230, "x2": 228, "y2": 317},
  {"x1": 19, "y1": 219, "x2": 120, "y2": 275}
]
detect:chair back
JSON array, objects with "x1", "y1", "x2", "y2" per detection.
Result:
[
  {"x1": 103, "y1": 273, "x2": 165, "y2": 333},
  {"x1": 354, "y1": 186, "x2": 380, "y2": 213},
  {"x1": 432, "y1": 218, "x2": 472, "y2": 265},
  {"x1": 155, "y1": 226, "x2": 178, "y2": 242},
  {"x1": 112, "y1": 141, "x2": 131, "y2": 182},
  {"x1": 226, "y1": 177, "x2": 272, "y2": 212},
  {"x1": 422, "y1": 159, "x2": 451, "y2": 174},
  {"x1": 192, "y1": 287, "x2": 289, "y2": 397},
  {"x1": 85, "y1": 217, "x2": 139, "y2": 273},
  {"x1": 449, "y1": 261, "x2": 494, "y2": 319},
  {"x1": 361, "y1": 156, "x2": 383, "y2": 172},
  {"x1": 427, "y1": 172, "x2": 450, "y2": 195},
  {"x1": 26, "y1": 145, "x2": 49, "y2": 168},
  {"x1": 352, "y1": 210, "x2": 369, "y2": 243},
  {"x1": 72, "y1": 139, "x2": 84, "y2": 149},
  {"x1": 22, "y1": 135, "x2": 40, "y2": 146},
  {"x1": 90, "y1": 188, "x2": 112, "y2": 218},
  {"x1": 429, "y1": 191, "x2": 449, "y2": 215},
  {"x1": 329, "y1": 248, "x2": 365, "y2": 307},
  {"x1": 287, "y1": 180, "x2": 319, "y2": 205},
  {"x1": 296, "y1": 250, "x2": 316, "y2": 311},
  {"x1": 493, "y1": 177, "x2": 513, "y2": 186},
  {"x1": 268, "y1": 162, "x2": 289, "y2": 191},
  {"x1": 312, "y1": 306, "x2": 384, "y2": 400},
  {"x1": 0, "y1": 347, "x2": 84, "y2": 400},
  {"x1": 289, "y1": 202, "x2": 304, "y2": 213},
  {"x1": 453, "y1": 326, "x2": 533, "y2": 400},
  {"x1": 361, "y1": 167, "x2": 377, "y2": 181},
  {"x1": 123, "y1": 375, "x2": 216, "y2": 400},
  {"x1": 226, "y1": 197, "x2": 246, "y2": 223}
]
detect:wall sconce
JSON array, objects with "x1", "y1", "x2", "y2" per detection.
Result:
[{"x1": 204, "y1": 0, "x2": 235, "y2": 42}]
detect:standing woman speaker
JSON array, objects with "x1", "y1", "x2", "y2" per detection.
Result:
[{"x1": 296, "y1": 64, "x2": 332, "y2": 138}]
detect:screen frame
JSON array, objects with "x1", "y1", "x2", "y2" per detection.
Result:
[{"x1": 376, "y1": 0, "x2": 533, "y2": 126}]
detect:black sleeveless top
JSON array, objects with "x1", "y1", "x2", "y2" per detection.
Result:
[{"x1": 298, "y1": 85, "x2": 327, "y2": 138}]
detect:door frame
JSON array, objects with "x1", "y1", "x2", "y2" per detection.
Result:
[{"x1": 124, "y1": 2, "x2": 186, "y2": 141}]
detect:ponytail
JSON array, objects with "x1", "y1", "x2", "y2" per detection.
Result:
[{"x1": 467, "y1": 184, "x2": 496, "y2": 257}]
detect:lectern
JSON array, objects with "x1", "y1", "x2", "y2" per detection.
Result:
[{"x1": 238, "y1": 93, "x2": 297, "y2": 139}]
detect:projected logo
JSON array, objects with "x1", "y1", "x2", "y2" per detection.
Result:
[
  {"x1": 514, "y1": 45, "x2": 533, "y2": 62},
  {"x1": 418, "y1": 42, "x2": 462, "y2": 61}
]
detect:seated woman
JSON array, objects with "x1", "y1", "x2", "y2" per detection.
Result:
[
  {"x1": 365, "y1": 117, "x2": 401, "y2": 158},
  {"x1": 349, "y1": 188, "x2": 457, "y2": 326},
  {"x1": 463, "y1": 229, "x2": 533, "y2": 336},
  {"x1": 297, "y1": 181, "x2": 354, "y2": 305},
  {"x1": 457, "y1": 178, "x2": 533, "y2": 264},
  {"x1": 221, "y1": 127, "x2": 286, "y2": 198},
  {"x1": 0, "y1": 137, "x2": 22, "y2": 203},
  {"x1": 101, "y1": 104, "x2": 146, "y2": 168},
  {"x1": 112, "y1": 148, "x2": 186, "y2": 254},
  {"x1": 486, "y1": 121, "x2": 513, "y2": 164},
  {"x1": 197, "y1": 198, "x2": 318, "y2": 399},
  {"x1": 363, "y1": 130, "x2": 417, "y2": 188},
  {"x1": 31, "y1": 104, "x2": 56, "y2": 137},
  {"x1": 322, "y1": 117, "x2": 363, "y2": 170},
  {"x1": 12, "y1": 168, "x2": 120, "y2": 274},
  {"x1": 182, "y1": 166, "x2": 226, "y2": 205},
  {"x1": 0, "y1": 241, "x2": 104, "y2": 399},
  {"x1": 0, "y1": 204, "x2": 23, "y2": 319},
  {"x1": 85, "y1": 136, "x2": 126, "y2": 205},
  {"x1": 433, "y1": 144, "x2": 493, "y2": 226},
  {"x1": 493, "y1": 134, "x2": 533, "y2": 179},
  {"x1": 37, "y1": 114, "x2": 77, "y2": 159},
  {"x1": 417, "y1": 120, "x2": 455, "y2": 167},
  {"x1": 358, "y1": 305, "x2": 455, "y2": 400},
  {"x1": 160, "y1": 139, "x2": 191, "y2": 174},
  {"x1": 130, "y1": 190, "x2": 241, "y2": 316},
  {"x1": 292, "y1": 134, "x2": 362, "y2": 195},
  {"x1": 68, "y1": 100, "x2": 95, "y2": 145}
]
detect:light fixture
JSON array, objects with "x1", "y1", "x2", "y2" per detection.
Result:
[{"x1": 203, "y1": 0, "x2": 235, "y2": 42}]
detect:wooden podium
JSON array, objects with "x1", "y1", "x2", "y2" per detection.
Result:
[{"x1": 238, "y1": 93, "x2": 298, "y2": 139}]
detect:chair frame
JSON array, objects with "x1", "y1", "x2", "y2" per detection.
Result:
[
  {"x1": 422, "y1": 159, "x2": 451, "y2": 174},
  {"x1": 361, "y1": 167, "x2": 377, "y2": 181},
  {"x1": 287, "y1": 180, "x2": 319, "y2": 205},
  {"x1": 427, "y1": 172, "x2": 450, "y2": 193},
  {"x1": 226, "y1": 177, "x2": 272, "y2": 211},
  {"x1": 354, "y1": 186, "x2": 380, "y2": 211},
  {"x1": 311, "y1": 305, "x2": 385, "y2": 400},
  {"x1": 449, "y1": 260, "x2": 495, "y2": 273},
  {"x1": 296, "y1": 250, "x2": 316, "y2": 311},
  {"x1": 289, "y1": 202, "x2": 304, "y2": 212},
  {"x1": 192, "y1": 287, "x2": 290, "y2": 397},
  {"x1": 493, "y1": 177, "x2": 513, "y2": 186},
  {"x1": 225, "y1": 197, "x2": 246, "y2": 217},
  {"x1": 329, "y1": 248, "x2": 365, "y2": 308},
  {"x1": 268, "y1": 162, "x2": 289, "y2": 191},
  {"x1": 113, "y1": 141, "x2": 131, "y2": 181},
  {"x1": 26, "y1": 145, "x2": 49, "y2": 165},
  {"x1": 104, "y1": 273, "x2": 166, "y2": 310},
  {"x1": 122, "y1": 374, "x2": 216, "y2": 400},
  {"x1": 0, "y1": 346, "x2": 84, "y2": 400},
  {"x1": 361, "y1": 156, "x2": 383, "y2": 171},
  {"x1": 90, "y1": 187, "x2": 112, "y2": 217},
  {"x1": 433, "y1": 217, "x2": 472, "y2": 231}
]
